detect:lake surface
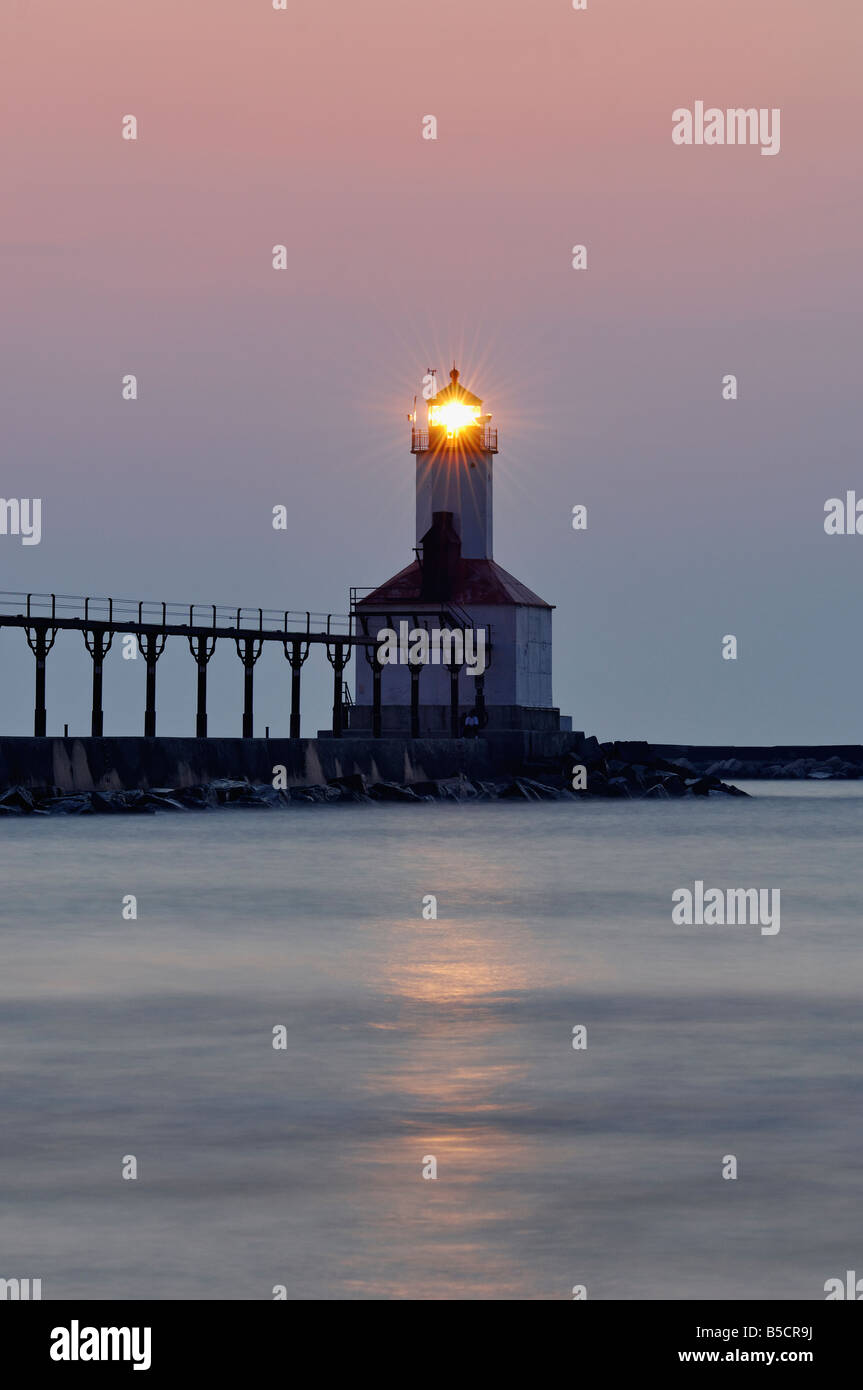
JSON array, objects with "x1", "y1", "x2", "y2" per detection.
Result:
[{"x1": 1, "y1": 782, "x2": 860, "y2": 1300}]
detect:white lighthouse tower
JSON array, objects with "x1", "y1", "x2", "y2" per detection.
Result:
[
  {"x1": 349, "y1": 366, "x2": 566, "y2": 737},
  {"x1": 415, "y1": 366, "x2": 493, "y2": 558}
]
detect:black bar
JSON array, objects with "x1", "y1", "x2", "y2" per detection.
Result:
[{"x1": 5, "y1": 1300, "x2": 860, "y2": 1373}]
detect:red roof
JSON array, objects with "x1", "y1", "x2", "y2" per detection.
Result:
[{"x1": 357, "y1": 557, "x2": 552, "y2": 609}]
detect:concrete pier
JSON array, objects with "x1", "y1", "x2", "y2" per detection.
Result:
[
  {"x1": 0, "y1": 732, "x2": 587, "y2": 794},
  {"x1": 1, "y1": 736, "x2": 860, "y2": 795}
]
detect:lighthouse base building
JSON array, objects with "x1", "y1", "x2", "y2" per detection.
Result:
[{"x1": 347, "y1": 368, "x2": 569, "y2": 738}]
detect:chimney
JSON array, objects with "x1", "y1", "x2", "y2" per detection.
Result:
[{"x1": 419, "y1": 511, "x2": 461, "y2": 601}]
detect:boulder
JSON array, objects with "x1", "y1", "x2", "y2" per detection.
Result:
[
  {"x1": 0, "y1": 786, "x2": 35, "y2": 812},
  {"x1": 327, "y1": 773, "x2": 368, "y2": 797},
  {"x1": 516, "y1": 777, "x2": 564, "y2": 801},
  {"x1": 170, "y1": 786, "x2": 213, "y2": 809},
  {"x1": 368, "y1": 782, "x2": 421, "y2": 802},
  {"x1": 410, "y1": 780, "x2": 443, "y2": 798},
  {"x1": 142, "y1": 791, "x2": 187, "y2": 811},
  {"x1": 47, "y1": 795, "x2": 94, "y2": 815},
  {"x1": 497, "y1": 779, "x2": 530, "y2": 800}
]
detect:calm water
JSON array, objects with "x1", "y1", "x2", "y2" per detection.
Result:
[{"x1": 1, "y1": 783, "x2": 861, "y2": 1300}]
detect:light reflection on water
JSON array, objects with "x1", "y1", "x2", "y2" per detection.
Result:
[{"x1": 0, "y1": 785, "x2": 861, "y2": 1299}]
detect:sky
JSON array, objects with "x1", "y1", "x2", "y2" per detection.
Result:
[{"x1": 1, "y1": 0, "x2": 861, "y2": 744}]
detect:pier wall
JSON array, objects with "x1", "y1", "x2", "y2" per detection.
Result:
[
  {"x1": 0, "y1": 733, "x2": 586, "y2": 793},
  {"x1": 1, "y1": 736, "x2": 861, "y2": 794}
]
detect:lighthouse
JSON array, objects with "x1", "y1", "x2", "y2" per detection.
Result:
[{"x1": 348, "y1": 367, "x2": 567, "y2": 736}]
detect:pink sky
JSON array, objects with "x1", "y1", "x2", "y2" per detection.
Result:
[{"x1": 1, "y1": 0, "x2": 862, "y2": 741}]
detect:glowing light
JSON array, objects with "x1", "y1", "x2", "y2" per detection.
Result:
[{"x1": 428, "y1": 400, "x2": 481, "y2": 432}]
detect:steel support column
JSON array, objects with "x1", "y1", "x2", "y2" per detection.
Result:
[
  {"x1": 284, "y1": 639, "x2": 310, "y2": 739},
  {"x1": 138, "y1": 632, "x2": 167, "y2": 737},
  {"x1": 25, "y1": 623, "x2": 58, "y2": 737},
  {"x1": 188, "y1": 634, "x2": 217, "y2": 737},
  {"x1": 84, "y1": 627, "x2": 113, "y2": 737},
  {"x1": 326, "y1": 642, "x2": 348, "y2": 739},
  {"x1": 235, "y1": 636, "x2": 264, "y2": 739}
]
